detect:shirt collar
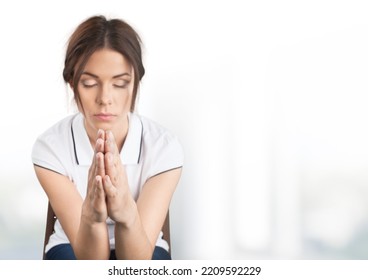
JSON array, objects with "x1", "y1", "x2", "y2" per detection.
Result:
[{"x1": 71, "y1": 113, "x2": 143, "y2": 166}]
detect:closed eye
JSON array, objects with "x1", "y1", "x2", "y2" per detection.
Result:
[
  {"x1": 80, "y1": 79, "x2": 98, "y2": 88},
  {"x1": 82, "y1": 84, "x2": 98, "y2": 88},
  {"x1": 113, "y1": 83, "x2": 128, "y2": 89},
  {"x1": 113, "y1": 79, "x2": 130, "y2": 89}
]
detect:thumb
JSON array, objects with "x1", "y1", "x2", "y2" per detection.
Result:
[{"x1": 103, "y1": 175, "x2": 117, "y2": 198}]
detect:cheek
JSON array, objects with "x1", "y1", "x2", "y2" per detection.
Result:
[
  {"x1": 76, "y1": 92, "x2": 94, "y2": 114},
  {"x1": 78, "y1": 88, "x2": 95, "y2": 103},
  {"x1": 76, "y1": 99, "x2": 87, "y2": 116},
  {"x1": 117, "y1": 97, "x2": 132, "y2": 113},
  {"x1": 120, "y1": 88, "x2": 133, "y2": 101},
  {"x1": 121, "y1": 93, "x2": 133, "y2": 110}
]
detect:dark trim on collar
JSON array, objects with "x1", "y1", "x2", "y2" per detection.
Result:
[
  {"x1": 70, "y1": 113, "x2": 143, "y2": 166},
  {"x1": 137, "y1": 117, "x2": 144, "y2": 164},
  {"x1": 71, "y1": 122, "x2": 79, "y2": 165}
]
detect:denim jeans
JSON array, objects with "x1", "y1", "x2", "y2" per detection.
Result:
[{"x1": 45, "y1": 243, "x2": 171, "y2": 260}]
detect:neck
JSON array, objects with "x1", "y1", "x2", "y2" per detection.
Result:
[{"x1": 113, "y1": 119, "x2": 129, "y2": 152}]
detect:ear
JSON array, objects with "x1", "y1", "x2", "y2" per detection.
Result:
[{"x1": 68, "y1": 80, "x2": 74, "y2": 90}]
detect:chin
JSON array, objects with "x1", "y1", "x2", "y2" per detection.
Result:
[{"x1": 95, "y1": 123, "x2": 114, "y2": 131}]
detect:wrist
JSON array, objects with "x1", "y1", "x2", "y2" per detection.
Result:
[
  {"x1": 81, "y1": 205, "x2": 107, "y2": 225},
  {"x1": 114, "y1": 199, "x2": 138, "y2": 229}
]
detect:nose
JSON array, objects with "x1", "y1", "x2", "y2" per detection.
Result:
[{"x1": 96, "y1": 84, "x2": 112, "y2": 105}]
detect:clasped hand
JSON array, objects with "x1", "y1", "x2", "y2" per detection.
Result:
[{"x1": 84, "y1": 129, "x2": 130, "y2": 225}]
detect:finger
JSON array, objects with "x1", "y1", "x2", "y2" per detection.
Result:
[
  {"x1": 93, "y1": 175, "x2": 107, "y2": 213},
  {"x1": 104, "y1": 152, "x2": 117, "y2": 184},
  {"x1": 94, "y1": 175, "x2": 105, "y2": 200},
  {"x1": 97, "y1": 129, "x2": 105, "y2": 141},
  {"x1": 103, "y1": 175, "x2": 116, "y2": 198},
  {"x1": 95, "y1": 138, "x2": 105, "y2": 154},
  {"x1": 87, "y1": 157, "x2": 97, "y2": 192},
  {"x1": 88, "y1": 137, "x2": 104, "y2": 181},
  {"x1": 88, "y1": 131, "x2": 105, "y2": 194},
  {"x1": 96, "y1": 129, "x2": 105, "y2": 153},
  {"x1": 105, "y1": 130, "x2": 123, "y2": 173},
  {"x1": 95, "y1": 152, "x2": 105, "y2": 177},
  {"x1": 105, "y1": 130, "x2": 119, "y2": 155},
  {"x1": 88, "y1": 174, "x2": 99, "y2": 199},
  {"x1": 88, "y1": 148, "x2": 98, "y2": 182}
]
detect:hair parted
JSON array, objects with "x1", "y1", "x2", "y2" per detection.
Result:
[{"x1": 63, "y1": 15, "x2": 145, "y2": 111}]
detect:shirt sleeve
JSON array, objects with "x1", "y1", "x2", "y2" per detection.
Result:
[
  {"x1": 148, "y1": 133, "x2": 184, "y2": 178},
  {"x1": 31, "y1": 132, "x2": 68, "y2": 176}
]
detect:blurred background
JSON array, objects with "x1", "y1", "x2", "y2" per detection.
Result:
[{"x1": 1, "y1": 0, "x2": 368, "y2": 259}]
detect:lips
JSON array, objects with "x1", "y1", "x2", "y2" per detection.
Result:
[{"x1": 94, "y1": 113, "x2": 116, "y2": 121}]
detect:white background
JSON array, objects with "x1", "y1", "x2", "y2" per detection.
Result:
[{"x1": 1, "y1": 0, "x2": 368, "y2": 259}]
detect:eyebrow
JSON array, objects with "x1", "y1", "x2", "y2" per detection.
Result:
[{"x1": 81, "y1": 71, "x2": 131, "y2": 79}]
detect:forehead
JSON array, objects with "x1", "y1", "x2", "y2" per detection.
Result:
[{"x1": 83, "y1": 48, "x2": 132, "y2": 76}]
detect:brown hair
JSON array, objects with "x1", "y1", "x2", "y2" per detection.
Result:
[{"x1": 63, "y1": 15, "x2": 145, "y2": 111}]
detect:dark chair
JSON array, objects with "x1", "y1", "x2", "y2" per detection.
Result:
[{"x1": 42, "y1": 202, "x2": 171, "y2": 259}]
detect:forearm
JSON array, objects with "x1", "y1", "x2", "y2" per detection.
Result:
[
  {"x1": 114, "y1": 203, "x2": 154, "y2": 260},
  {"x1": 74, "y1": 216, "x2": 110, "y2": 260}
]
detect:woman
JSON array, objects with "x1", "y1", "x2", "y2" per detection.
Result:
[{"x1": 32, "y1": 15, "x2": 183, "y2": 260}]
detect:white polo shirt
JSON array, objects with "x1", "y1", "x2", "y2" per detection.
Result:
[{"x1": 32, "y1": 112, "x2": 183, "y2": 253}]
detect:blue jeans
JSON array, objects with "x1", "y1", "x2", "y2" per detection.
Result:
[{"x1": 45, "y1": 243, "x2": 171, "y2": 260}]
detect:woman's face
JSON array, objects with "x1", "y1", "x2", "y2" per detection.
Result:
[{"x1": 76, "y1": 48, "x2": 134, "y2": 139}]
